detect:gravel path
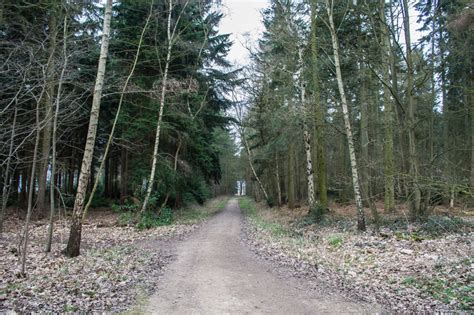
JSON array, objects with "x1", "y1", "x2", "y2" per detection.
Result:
[{"x1": 145, "y1": 199, "x2": 379, "y2": 314}]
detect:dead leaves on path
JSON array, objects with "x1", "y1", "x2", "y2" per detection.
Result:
[
  {"x1": 0, "y1": 214, "x2": 199, "y2": 313},
  {"x1": 242, "y1": 207, "x2": 473, "y2": 312}
]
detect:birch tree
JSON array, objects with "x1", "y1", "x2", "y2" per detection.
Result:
[
  {"x1": 325, "y1": 0, "x2": 366, "y2": 231},
  {"x1": 83, "y1": 3, "x2": 153, "y2": 221},
  {"x1": 141, "y1": 0, "x2": 187, "y2": 213},
  {"x1": 64, "y1": 0, "x2": 113, "y2": 257}
]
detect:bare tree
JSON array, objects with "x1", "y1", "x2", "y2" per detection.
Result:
[
  {"x1": 64, "y1": 0, "x2": 113, "y2": 257},
  {"x1": 45, "y1": 14, "x2": 68, "y2": 252},
  {"x1": 325, "y1": 0, "x2": 366, "y2": 231},
  {"x1": 141, "y1": 0, "x2": 189, "y2": 213},
  {"x1": 83, "y1": 3, "x2": 153, "y2": 221},
  {"x1": 0, "y1": 105, "x2": 17, "y2": 236}
]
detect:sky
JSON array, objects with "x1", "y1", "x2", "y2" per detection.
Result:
[
  {"x1": 218, "y1": 0, "x2": 424, "y2": 68},
  {"x1": 219, "y1": 0, "x2": 269, "y2": 67}
]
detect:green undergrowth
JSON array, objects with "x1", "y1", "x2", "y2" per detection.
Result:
[
  {"x1": 174, "y1": 196, "x2": 229, "y2": 224},
  {"x1": 113, "y1": 196, "x2": 229, "y2": 229},
  {"x1": 401, "y1": 258, "x2": 474, "y2": 310},
  {"x1": 239, "y1": 197, "x2": 292, "y2": 237}
]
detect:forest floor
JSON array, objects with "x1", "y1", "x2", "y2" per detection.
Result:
[
  {"x1": 142, "y1": 198, "x2": 377, "y2": 314},
  {"x1": 0, "y1": 197, "x2": 228, "y2": 313},
  {"x1": 240, "y1": 198, "x2": 473, "y2": 313}
]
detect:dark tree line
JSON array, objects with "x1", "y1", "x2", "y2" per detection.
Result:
[
  {"x1": 0, "y1": 0, "x2": 237, "y2": 266},
  {"x1": 239, "y1": 0, "x2": 473, "y2": 230}
]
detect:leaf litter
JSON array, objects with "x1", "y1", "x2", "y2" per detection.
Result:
[
  {"x1": 241, "y1": 202, "x2": 473, "y2": 312},
  {"x1": 0, "y1": 211, "x2": 200, "y2": 313}
]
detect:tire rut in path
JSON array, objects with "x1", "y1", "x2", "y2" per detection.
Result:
[{"x1": 145, "y1": 198, "x2": 378, "y2": 314}]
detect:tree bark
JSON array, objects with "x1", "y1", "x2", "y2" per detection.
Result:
[
  {"x1": 0, "y1": 106, "x2": 17, "y2": 235},
  {"x1": 141, "y1": 0, "x2": 177, "y2": 213},
  {"x1": 380, "y1": 0, "x2": 395, "y2": 212},
  {"x1": 46, "y1": 15, "x2": 68, "y2": 252},
  {"x1": 287, "y1": 142, "x2": 296, "y2": 209},
  {"x1": 241, "y1": 125, "x2": 270, "y2": 203},
  {"x1": 20, "y1": 77, "x2": 46, "y2": 275},
  {"x1": 120, "y1": 147, "x2": 128, "y2": 203},
  {"x1": 310, "y1": 0, "x2": 327, "y2": 209},
  {"x1": 83, "y1": 6, "x2": 152, "y2": 219},
  {"x1": 401, "y1": 0, "x2": 422, "y2": 217},
  {"x1": 37, "y1": 9, "x2": 58, "y2": 215},
  {"x1": 64, "y1": 0, "x2": 113, "y2": 257},
  {"x1": 275, "y1": 153, "x2": 282, "y2": 207},
  {"x1": 326, "y1": 0, "x2": 365, "y2": 231},
  {"x1": 360, "y1": 61, "x2": 370, "y2": 206}
]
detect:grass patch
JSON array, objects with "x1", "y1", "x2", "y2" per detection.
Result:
[
  {"x1": 175, "y1": 196, "x2": 229, "y2": 224},
  {"x1": 239, "y1": 197, "x2": 291, "y2": 237},
  {"x1": 327, "y1": 235, "x2": 343, "y2": 248}
]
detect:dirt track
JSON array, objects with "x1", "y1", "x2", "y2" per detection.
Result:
[{"x1": 145, "y1": 199, "x2": 378, "y2": 314}]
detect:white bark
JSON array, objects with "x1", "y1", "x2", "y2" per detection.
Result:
[
  {"x1": 326, "y1": 0, "x2": 365, "y2": 230},
  {"x1": 299, "y1": 49, "x2": 315, "y2": 208},
  {"x1": 83, "y1": 5, "x2": 153, "y2": 220},
  {"x1": 64, "y1": 0, "x2": 112, "y2": 257},
  {"x1": 241, "y1": 126, "x2": 270, "y2": 202},
  {"x1": 141, "y1": 0, "x2": 175, "y2": 213}
]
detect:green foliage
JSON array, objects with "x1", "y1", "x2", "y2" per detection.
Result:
[
  {"x1": 175, "y1": 197, "x2": 228, "y2": 224},
  {"x1": 137, "y1": 208, "x2": 173, "y2": 230},
  {"x1": 418, "y1": 216, "x2": 472, "y2": 236},
  {"x1": 309, "y1": 204, "x2": 329, "y2": 223},
  {"x1": 327, "y1": 235, "x2": 343, "y2": 248},
  {"x1": 88, "y1": 194, "x2": 112, "y2": 208},
  {"x1": 239, "y1": 197, "x2": 290, "y2": 237},
  {"x1": 265, "y1": 196, "x2": 275, "y2": 208},
  {"x1": 238, "y1": 197, "x2": 257, "y2": 218},
  {"x1": 118, "y1": 211, "x2": 136, "y2": 226},
  {"x1": 402, "y1": 275, "x2": 474, "y2": 310}
]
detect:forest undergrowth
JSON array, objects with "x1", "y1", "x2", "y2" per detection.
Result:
[
  {"x1": 240, "y1": 197, "x2": 473, "y2": 312},
  {"x1": 0, "y1": 197, "x2": 228, "y2": 313}
]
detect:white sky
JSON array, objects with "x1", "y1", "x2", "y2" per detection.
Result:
[
  {"x1": 219, "y1": 0, "x2": 269, "y2": 67},
  {"x1": 218, "y1": 0, "x2": 424, "y2": 68}
]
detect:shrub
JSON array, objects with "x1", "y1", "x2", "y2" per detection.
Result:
[
  {"x1": 137, "y1": 207, "x2": 173, "y2": 230},
  {"x1": 309, "y1": 204, "x2": 330, "y2": 224}
]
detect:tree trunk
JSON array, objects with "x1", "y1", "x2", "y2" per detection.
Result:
[
  {"x1": 287, "y1": 143, "x2": 296, "y2": 209},
  {"x1": 37, "y1": 10, "x2": 58, "y2": 215},
  {"x1": 141, "y1": 0, "x2": 176, "y2": 213},
  {"x1": 120, "y1": 147, "x2": 128, "y2": 203},
  {"x1": 20, "y1": 77, "x2": 45, "y2": 275},
  {"x1": 161, "y1": 135, "x2": 182, "y2": 209},
  {"x1": 380, "y1": 0, "x2": 395, "y2": 212},
  {"x1": 241, "y1": 125, "x2": 270, "y2": 203},
  {"x1": 360, "y1": 61, "x2": 370, "y2": 206},
  {"x1": 83, "y1": 7, "x2": 152, "y2": 219},
  {"x1": 326, "y1": 0, "x2": 365, "y2": 231},
  {"x1": 46, "y1": 15, "x2": 68, "y2": 252},
  {"x1": 275, "y1": 153, "x2": 282, "y2": 207},
  {"x1": 309, "y1": 2, "x2": 327, "y2": 208},
  {"x1": 401, "y1": 0, "x2": 422, "y2": 217},
  {"x1": 0, "y1": 106, "x2": 17, "y2": 235},
  {"x1": 64, "y1": 0, "x2": 112, "y2": 257}
]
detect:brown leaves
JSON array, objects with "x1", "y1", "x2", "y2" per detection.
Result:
[
  {"x1": 0, "y1": 212, "x2": 200, "y2": 313},
  {"x1": 242, "y1": 204, "x2": 473, "y2": 312}
]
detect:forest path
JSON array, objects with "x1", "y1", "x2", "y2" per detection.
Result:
[{"x1": 144, "y1": 198, "x2": 376, "y2": 314}]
